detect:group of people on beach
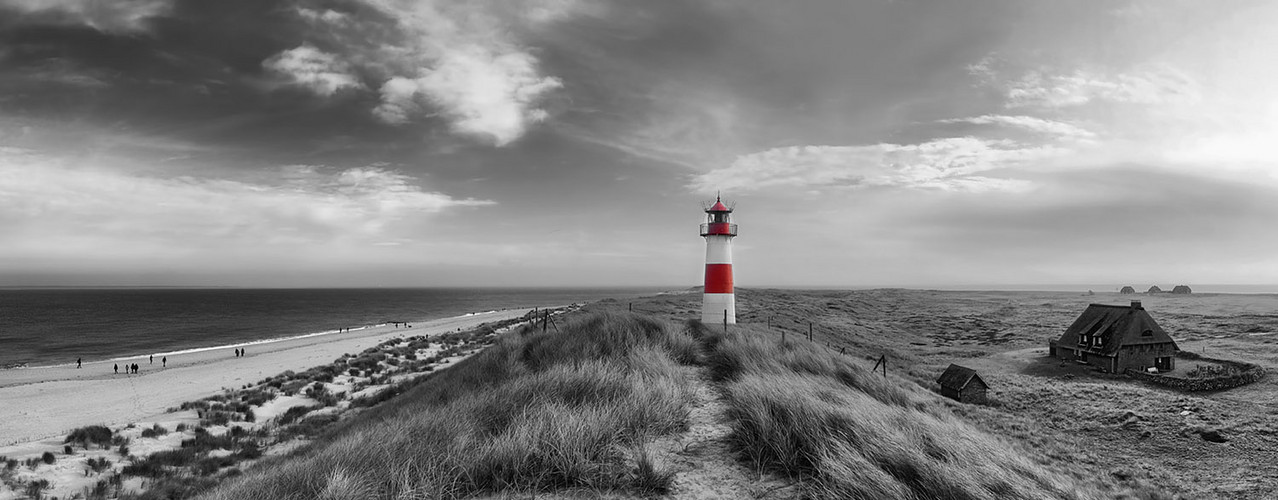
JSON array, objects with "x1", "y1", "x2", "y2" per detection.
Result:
[
  {"x1": 96, "y1": 355, "x2": 166, "y2": 374},
  {"x1": 114, "y1": 363, "x2": 141, "y2": 374},
  {"x1": 234, "y1": 348, "x2": 246, "y2": 357}
]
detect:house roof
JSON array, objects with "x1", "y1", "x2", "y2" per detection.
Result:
[
  {"x1": 937, "y1": 364, "x2": 986, "y2": 390},
  {"x1": 1056, "y1": 303, "x2": 1178, "y2": 355}
]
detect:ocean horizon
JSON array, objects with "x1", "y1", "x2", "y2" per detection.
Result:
[
  {"x1": 0, "y1": 287, "x2": 668, "y2": 369},
  {"x1": 7, "y1": 283, "x2": 1272, "y2": 369}
]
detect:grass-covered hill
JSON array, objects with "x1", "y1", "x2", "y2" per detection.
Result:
[
  {"x1": 196, "y1": 305, "x2": 1166, "y2": 499},
  {"x1": 199, "y1": 312, "x2": 698, "y2": 499}
]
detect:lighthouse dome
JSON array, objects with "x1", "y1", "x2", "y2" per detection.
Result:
[{"x1": 708, "y1": 200, "x2": 729, "y2": 212}]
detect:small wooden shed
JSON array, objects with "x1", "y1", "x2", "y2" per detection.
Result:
[{"x1": 937, "y1": 364, "x2": 988, "y2": 404}]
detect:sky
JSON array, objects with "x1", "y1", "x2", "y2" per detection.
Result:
[{"x1": 1, "y1": 0, "x2": 1276, "y2": 288}]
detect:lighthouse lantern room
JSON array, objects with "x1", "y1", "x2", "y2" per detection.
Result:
[{"x1": 700, "y1": 194, "x2": 737, "y2": 324}]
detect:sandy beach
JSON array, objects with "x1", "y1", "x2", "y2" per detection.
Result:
[{"x1": 0, "y1": 308, "x2": 535, "y2": 446}]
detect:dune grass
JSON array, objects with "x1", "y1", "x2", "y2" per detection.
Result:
[
  {"x1": 197, "y1": 312, "x2": 698, "y2": 500},
  {"x1": 691, "y1": 321, "x2": 1143, "y2": 500},
  {"x1": 185, "y1": 305, "x2": 1169, "y2": 499}
]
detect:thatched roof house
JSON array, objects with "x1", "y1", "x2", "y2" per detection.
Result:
[
  {"x1": 937, "y1": 364, "x2": 988, "y2": 404},
  {"x1": 1172, "y1": 285, "x2": 1192, "y2": 294},
  {"x1": 1147, "y1": 286, "x2": 1163, "y2": 294},
  {"x1": 1120, "y1": 286, "x2": 1136, "y2": 294},
  {"x1": 1049, "y1": 300, "x2": 1179, "y2": 373}
]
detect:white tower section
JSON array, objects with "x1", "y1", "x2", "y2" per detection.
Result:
[{"x1": 700, "y1": 196, "x2": 737, "y2": 324}]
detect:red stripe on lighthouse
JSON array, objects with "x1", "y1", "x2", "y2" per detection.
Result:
[{"x1": 704, "y1": 264, "x2": 734, "y2": 293}]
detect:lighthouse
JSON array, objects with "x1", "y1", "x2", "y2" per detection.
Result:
[{"x1": 700, "y1": 195, "x2": 737, "y2": 324}]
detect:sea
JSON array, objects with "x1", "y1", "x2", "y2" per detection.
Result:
[{"x1": 0, "y1": 287, "x2": 667, "y2": 369}]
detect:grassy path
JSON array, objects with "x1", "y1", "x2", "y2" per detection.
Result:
[{"x1": 651, "y1": 366, "x2": 794, "y2": 500}]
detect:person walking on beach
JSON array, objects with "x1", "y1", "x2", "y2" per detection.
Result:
[
  {"x1": 77, "y1": 357, "x2": 82, "y2": 369},
  {"x1": 149, "y1": 355, "x2": 153, "y2": 364},
  {"x1": 114, "y1": 364, "x2": 118, "y2": 374},
  {"x1": 162, "y1": 356, "x2": 166, "y2": 367}
]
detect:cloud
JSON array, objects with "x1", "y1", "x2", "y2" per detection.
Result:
[
  {"x1": 971, "y1": 56, "x2": 1201, "y2": 109},
  {"x1": 263, "y1": 45, "x2": 363, "y2": 96},
  {"x1": 285, "y1": 0, "x2": 577, "y2": 146},
  {"x1": 690, "y1": 137, "x2": 1061, "y2": 194},
  {"x1": 371, "y1": 47, "x2": 561, "y2": 144},
  {"x1": 0, "y1": 153, "x2": 493, "y2": 260},
  {"x1": 0, "y1": 0, "x2": 170, "y2": 32},
  {"x1": 7, "y1": 58, "x2": 112, "y2": 88},
  {"x1": 968, "y1": 55, "x2": 1199, "y2": 108},
  {"x1": 371, "y1": 77, "x2": 421, "y2": 125},
  {"x1": 962, "y1": 48, "x2": 1278, "y2": 183},
  {"x1": 296, "y1": 7, "x2": 349, "y2": 25},
  {"x1": 938, "y1": 115, "x2": 1095, "y2": 141}
]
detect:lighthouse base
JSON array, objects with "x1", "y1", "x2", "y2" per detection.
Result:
[{"x1": 701, "y1": 293, "x2": 736, "y2": 325}]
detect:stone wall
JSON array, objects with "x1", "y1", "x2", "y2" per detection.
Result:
[{"x1": 1125, "y1": 353, "x2": 1264, "y2": 391}]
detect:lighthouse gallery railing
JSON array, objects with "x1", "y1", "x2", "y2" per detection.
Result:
[{"x1": 700, "y1": 223, "x2": 738, "y2": 236}]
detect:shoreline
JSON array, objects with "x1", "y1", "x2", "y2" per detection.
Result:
[
  {"x1": 1, "y1": 306, "x2": 563, "y2": 371},
  {"x1": 0, "y1": 308, "x2": 541, "y2": 445}
]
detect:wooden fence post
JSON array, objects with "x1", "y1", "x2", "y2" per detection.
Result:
[{"x1": 871, "y1": 355, "x2": 887, "y2": 378}]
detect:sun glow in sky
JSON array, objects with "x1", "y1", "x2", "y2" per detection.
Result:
[{"x1": 1, "y1": 0, "x2": 1276, "y2": 287}]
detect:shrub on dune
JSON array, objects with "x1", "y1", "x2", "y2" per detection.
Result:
[
  {"x1": 140, "y1": 423, "x2": 168, "y2": 438},
  {"x1": 65, "y1": 425, "x2": 114, "y2": 448}
]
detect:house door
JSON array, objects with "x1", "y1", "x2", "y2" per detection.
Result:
[{"x1": 1155, "y1": 357, "x2": 1171, "y2": 370}]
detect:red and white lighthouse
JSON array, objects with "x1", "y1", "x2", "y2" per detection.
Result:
[{"x1": 700, "y1": 195, "x2": 737, "y2": 324}]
